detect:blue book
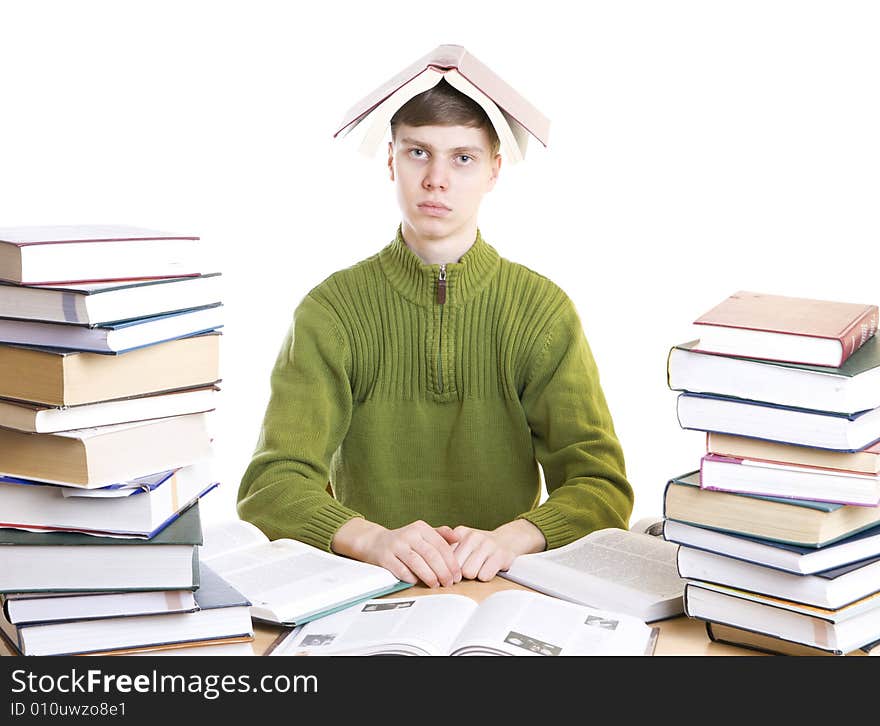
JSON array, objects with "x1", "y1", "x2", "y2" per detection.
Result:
[
  {"x1": 0, "y1": 303, "x2": 223, "y2": 353},
  {"x1": 676, "y1": 391, "x2": 880, "y2": 451},
  {"x1": 664, "y1": 518, "x2": 880, "y2": 575}
]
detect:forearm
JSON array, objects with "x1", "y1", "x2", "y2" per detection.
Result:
[{"x1": 237, "y1": 457, "x2": 362, "y2": 551}]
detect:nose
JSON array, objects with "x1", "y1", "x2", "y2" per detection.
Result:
[{"x1": 422, "y1": 159, "x2": 448, "y2": 191}]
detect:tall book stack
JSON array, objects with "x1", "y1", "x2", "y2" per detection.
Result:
[
  {"x1": 663, "y1": 291, "x2": 880, "y2": 656},
  {"x1": 0, "y1": 225, "x2": 253, "y2": 656}
]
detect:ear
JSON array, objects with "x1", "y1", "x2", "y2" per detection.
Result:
[
  {"x1": 387, "y1": 141, "x2": 395, "y2": 182},
  {"x1": 486, "y1": 152, "x2": 502, "y2": 192}
]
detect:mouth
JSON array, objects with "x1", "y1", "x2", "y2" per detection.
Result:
[{"x1": 418, "y1": 202, "x2": 452, "y2": 217}]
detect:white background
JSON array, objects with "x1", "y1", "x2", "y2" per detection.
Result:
[{"x1": 1, "y1": 1, "x2": 878, "y2": 529}]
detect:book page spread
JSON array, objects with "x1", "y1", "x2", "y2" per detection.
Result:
[
  {"x1": 270, "y1": 594, "x2": 479, "y2": 656},
  {"x1": 502, "y1": 529, "x2": 684, "y2": 621},
  {"x1": 449, "y1": 590, "x2": 656, "y2": 656}
]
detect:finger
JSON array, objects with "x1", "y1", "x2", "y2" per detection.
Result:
[
  {"x1": 411, "y1": 537, "x2": 457, "y2": 587},
  {"x1": 435, "y1": 525, "x2": 460, "y2": 544},
  {"x1": 461, "y1": 541, "x2": 495, "y2": 580},
  {"x1": 397, "y1": 547, "x2": 440, "y2": 588},
  {"x1": 418, "y1": 528, "x2": 462, "y2": 583},
  {"x1": 451, "y1": 531, "x2": 482, "y2": 571},
  {"x1": 477, "y1": 551, "x2": 510, "y2": 582},
  {"x1": 381, "y1": 557, "x2": 419, "y2": 585}
]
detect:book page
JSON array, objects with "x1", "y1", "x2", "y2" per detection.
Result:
[
  {"x1": 501, "y1": 529, "x2": 684, "y2": 621},
  {"x1": 449, "y1": 590, "x2": 656, "y2": 656},
  {"x1": 201, "y1": 538, "x2": 398, "y2": 624},
  {"x1": 200, "y1": 518, "x2": 267, "y2": 559},
  {"x1": 270, "y1": 594, "x2": 479, "y2": 656}
]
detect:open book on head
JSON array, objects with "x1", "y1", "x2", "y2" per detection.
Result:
[
  {"x1": 269, "y1": 589, "x2": 658, "y2": 657},
  {"x1": 200, "y1": 519, "x2": 411, "y2": 627},
  {"x1": 500, "y1": 525, "x2": 685, "y2": 622},
  {"x1": 334, "y1": 44, "x2": 550, "y2": 164}
]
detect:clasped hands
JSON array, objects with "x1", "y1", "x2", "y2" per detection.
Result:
[{"x1": 334, "y1": 518, "x2": 546, "y2": 588}]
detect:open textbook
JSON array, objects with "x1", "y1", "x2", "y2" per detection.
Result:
[
  {"x1": 200, "y1": 519, "x2": 410, "y2": 627},
  {"x1": 500, "y1": 525, "x2": 685, "y2": 622},
  {"x1": 269, "y1": 589, "x2": 658, "y2": 656}
]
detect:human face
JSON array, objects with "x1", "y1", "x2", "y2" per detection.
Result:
[{"x1": 388, "y1": 123, "x2": 501, "y2": 248}]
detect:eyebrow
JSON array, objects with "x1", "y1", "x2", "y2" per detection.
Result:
[{"x1": 398, "y1": 137, "x2": 485, "y2": 155}]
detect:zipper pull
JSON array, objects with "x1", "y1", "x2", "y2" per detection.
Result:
[{"x1": 437, "y1": 264, "x2": 447, "y2": 304}]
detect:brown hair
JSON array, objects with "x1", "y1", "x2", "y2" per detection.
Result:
[{"x1": 390, "y1": 79, "x2": 500, "y2": 156}]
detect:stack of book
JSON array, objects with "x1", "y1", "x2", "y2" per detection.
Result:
[
  {"x1": 663, "y1": 290, "x2": 880, "y2": 656},
  {"x1": 0, "y1": 224, "x2": 253, "y2": 656}
]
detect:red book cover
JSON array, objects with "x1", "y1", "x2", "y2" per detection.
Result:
[{"x1": 693, "y1": 291, "x2": 878, "y2": 366}]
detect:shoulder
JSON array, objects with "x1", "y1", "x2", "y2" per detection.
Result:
[
  {"x1": 496, "y1": 255, "x2": 576, "y2": 325},
  {"x1": 306, "y1": 250, "x2": 383, "y2": 304}
]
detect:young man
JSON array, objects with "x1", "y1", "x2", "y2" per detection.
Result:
[{"x1": 238, "y1": 80, "x2": 633, "y2": 588}]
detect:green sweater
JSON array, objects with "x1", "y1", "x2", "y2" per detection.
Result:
[{"x1": 237, "y1": 228, "x2": 633, "y2": 552}]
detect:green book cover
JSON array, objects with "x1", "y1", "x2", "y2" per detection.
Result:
[{"x1": 0, "y1": 501, "x2": 203, "y2": 546}]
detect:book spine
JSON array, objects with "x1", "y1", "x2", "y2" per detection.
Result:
[{"x1": 838, "y1": 306, "x2": 879, "y2": 366}]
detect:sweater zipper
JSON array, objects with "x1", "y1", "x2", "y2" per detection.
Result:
[{"x1": 437, "y1": 264, "x2": 447, "y2": 393}]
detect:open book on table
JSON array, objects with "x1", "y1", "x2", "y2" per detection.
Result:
[
  {"x1": 500, "y1": 524, "x2": 685, "y2": 622},
  {"x1": 269, "y1": 589, "x2": 658, "y2": 656},
  {"x1": 200, "y1": 519, "x2": 411, "y2": 627}
]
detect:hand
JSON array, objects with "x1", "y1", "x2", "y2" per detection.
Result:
[
  {"x1": 450, "y1": 520, "x2": 546, "y2": 582},
  {"x1": 332, "y1": 518, "x2": 462, "y2": 588}
]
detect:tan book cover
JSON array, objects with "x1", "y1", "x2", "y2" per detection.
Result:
[
  {"x1": 707, "y1": 432, "x2": 880, "y2": 475},
  {"x1": 0, "y1": 333, "x2": 220, "y2": 406}
]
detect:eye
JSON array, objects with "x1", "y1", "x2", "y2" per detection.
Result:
[
  {"x1": 408, "y1": 148, "x2": 428, "y2": 159},
  {"x1": 457, "y1": 155, "x2": 473, "y2": 164}
]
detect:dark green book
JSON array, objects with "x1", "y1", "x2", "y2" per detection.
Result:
[{"x1": 0, "y1": 502, "x2": 202, "y2": 593}]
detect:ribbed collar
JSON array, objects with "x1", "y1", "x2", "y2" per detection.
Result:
[{"x1": 378, "y1": 226, "x2": 501, "y2": 307}]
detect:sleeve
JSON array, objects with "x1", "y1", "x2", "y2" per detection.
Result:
[
  {"x1": 516, "y1": 297, "x2": 634, "y2": 550},
  {"x1": 236, "y1": 293, "x2": 363, "y2": 551}
]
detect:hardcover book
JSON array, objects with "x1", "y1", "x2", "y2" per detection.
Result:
[
  {"x1": 0, "y1": 562, "x2": 251, "y2": 656},
  {"x1": 663, "y1": 518, "x2": 880, "y2": 575},
  {"x1": 685, "y1": 581, "x2": 880, "y2": 654},
  {"x1": 706, "y1": 432, "x2": 880, "y2": 476},
  {"x1": 699, "y1": 452, "x2": 880, "y2": 506},
  {"x1": 0, "y1": 412, "x2": 214, "y2": 487},
  {"x1": 677, "y1": 546, "x2": 880, "y2": 609},
  {"x1": 705, "y1": 620, "x2": 879, "y2": 656},
  {"x1": 0, "y1": 224, "x2": 204, "y2": 285},
  {"x1": 663, "y1": 471, "x2": 880, "y2": 547},
  {"x1": 0, "y1": 384, "x2": 218, "y2": 433},
  {"x1": 0, "y1": 303, "x2": 223, "y2": 353},
  {"x1": 0, "y1": 332, "x2": 221, "y2": 407},
  {"x1": 0, "y1": 459, "x2": 218, "y2": 537},
  {"x1": 668, "y1": 336, "x2": 880, "y2": 415},
  {"x1": 692, "y1": 291, "x2": 878, "y2": 367},
  {"x1": 0, "y1": 273, "x2": 223, "y2": 325},
  {"x1": 0, "y1": 501, "x2": 203, "y2": 593},
  {"x1": 676, "y1": 391, "x2": 880, "y2": 451}
]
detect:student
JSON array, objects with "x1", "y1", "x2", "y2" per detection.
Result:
[{"x1": 238, "y1": 79, "x2": 634, "y2": 588}]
